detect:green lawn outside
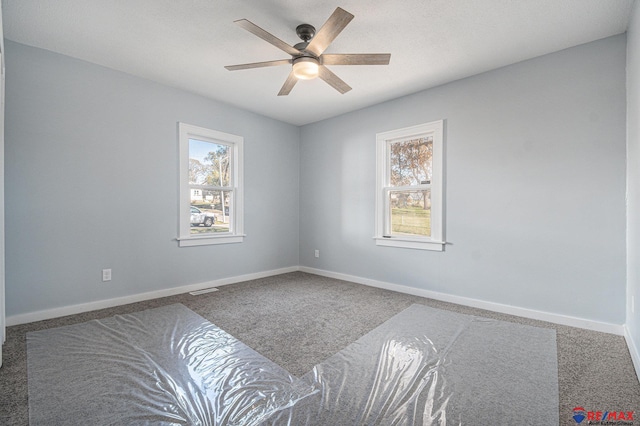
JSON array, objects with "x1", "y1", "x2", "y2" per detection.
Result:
[
  {"x1": 391, "y1": 207, "x2": 431, "y2": 236},
  {"x1": 190, "y1": 225, "x2": 230, "y2": 235}
]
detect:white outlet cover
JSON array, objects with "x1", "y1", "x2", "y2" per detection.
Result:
[{"x1": 102, "y1": 269, "x2": 112, "y2": 281}]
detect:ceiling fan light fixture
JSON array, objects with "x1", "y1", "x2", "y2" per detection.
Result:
[
  {"x1": 227, "y1": 8, "x2": 388, "y2": 95},
  {"x1": 292, "y1": 57, "x2": 319, "y2": 80}
]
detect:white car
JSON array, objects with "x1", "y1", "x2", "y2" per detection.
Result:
[{"x1": 190, "y1": 206, "x2": 216, "y2": 227}]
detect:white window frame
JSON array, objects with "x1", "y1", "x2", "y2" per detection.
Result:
[
  {"x1": 178, "y1": 122, "x2": 244, "y2": 247},
  {"x1": 374, "y1": 120, "x2": 444, "y2": 251}
]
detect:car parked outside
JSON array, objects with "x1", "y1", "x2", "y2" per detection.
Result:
[{"x1": 190, "y1": 206, "x2": 216, "y2": 227}]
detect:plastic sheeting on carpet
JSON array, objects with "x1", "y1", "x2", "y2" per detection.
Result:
[
  {"x1": 265, "y1": 304, "x2": 559, "y2": 425},
  {"x1": 27, "y1": 303, "x2": 559, "y2": 425},
  {"x1": 26, "y1": 304, "x2": 316, "y2": 425}
]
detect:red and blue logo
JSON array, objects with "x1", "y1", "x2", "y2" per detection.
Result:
[
  {"x1": 573, "y1": 406, "x2": 635, "y2": 424},
  {"x1": 573, "y1": 407, "x2": 586, "y2": 424}
]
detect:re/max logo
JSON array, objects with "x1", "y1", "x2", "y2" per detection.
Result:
[
  {"x1": 573, "y1": 407, "x2": 635, "y2": 424},
  {"x1": 587, "y1": 411, "x2": 634, "y2": 421}
]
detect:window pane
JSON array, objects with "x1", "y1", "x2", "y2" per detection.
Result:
[
  {"x1": 190, "y1": 190, "x2": 232, "y2": 235},
  {"x1": 189, "y1": 138, "x2": 231, "y2": 186},
  {"x1": 389, "y1": 137, "x2": 433, "y2": 187},
  {"x1": 389, "y1": 190, "x2": 431, "y2": 237}
]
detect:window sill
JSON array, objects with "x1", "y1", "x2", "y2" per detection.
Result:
[
  {"x1": 374, "y1": 236, "x2": 445, "y2": 251},
  {"x1": 178, "y1": 234, "x2": 245, "y2": 247}
]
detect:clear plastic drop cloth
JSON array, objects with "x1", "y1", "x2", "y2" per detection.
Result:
[
  {"x1": 27, "y1": 303, "x2": 558, "y2": 425},
  {"x1": 27, "y1": 304, "x2": 316, "y2": 426},
  {"x1": 265, "y1": 304, "x2": 559, "y2": 425}
]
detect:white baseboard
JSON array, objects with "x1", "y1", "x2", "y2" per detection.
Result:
[
  {"x1": 299, "y1": 266, "x2": 625, "y2": 335},
  {"x1": 624, "y1": 325, "x2": 640, "y2": 381},
  {"x1": 6, "y1": 265, "x2": 626, "y2": 337},
  {"x1": 6, "y1": 266, "x2": 298, "y2": 326}
]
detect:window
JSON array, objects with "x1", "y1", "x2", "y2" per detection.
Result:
[
  {"x1": 178, "y1": 123, "x2": 244, "y2": 247},
  {"x1": 375, "y1": 120, "x2": 444, "y2": 251}
]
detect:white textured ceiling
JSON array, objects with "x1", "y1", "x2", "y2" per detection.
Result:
[{"x1": 1, "y1": 0, "x2": 634, "y2": 125}]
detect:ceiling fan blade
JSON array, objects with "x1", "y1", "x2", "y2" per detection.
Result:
[
  {"x1": 305, "y1": 7, "x2": 354, "y2": 57},
  {"x1": 225, "y1": 59, "x2": 291, "y2": 71},
  {"x1": 278, "y1": 71, "x2": 298, "y2": 96},
  {"x1": 234, "y1": 19, "x2": 301, "y2": 56},
  {"x1": 321, "y1": 53, "x2": 391, "y2": 66},
  {"x1": 317, "y1": 65, "x2": 352, "y2": 94}
]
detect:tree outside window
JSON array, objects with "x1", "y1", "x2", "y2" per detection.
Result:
[{"x1": 389, "y1": 137, "x2": 433, "y2": 237}]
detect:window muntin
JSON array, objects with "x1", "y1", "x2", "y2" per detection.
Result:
[
  {"x1": 179, "y1": 123, "x2": 244, "y2": 247},
  {"x1": 375, "y1": 121, "x2": 444, "y2": 251}
]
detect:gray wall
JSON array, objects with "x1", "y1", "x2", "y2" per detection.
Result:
[
  {"x1": 299, "y1": 35, "x2": 627, "y2": 325},
  {"x1": 627, "y1": 1, "x2": 640, "y2": 353},
  {"x1": 4, "y1": 34, "x2": 630, "y2": 327},
  {"x1": 4, "y1": 41, "x2": 301, "y2": 317}
]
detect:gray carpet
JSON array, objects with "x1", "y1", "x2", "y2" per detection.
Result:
[{"x1": 1, "y1": 271, "x2": 639, "y2": 425}]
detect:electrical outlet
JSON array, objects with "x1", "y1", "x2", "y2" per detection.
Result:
[
  {"x1": 102, "y1": 269, "x2": 112, "y2": 282},
  {"x1": 314, "y1": 249, "x2": 320, "y2": 258}
]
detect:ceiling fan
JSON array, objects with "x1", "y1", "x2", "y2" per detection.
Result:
[{"x1": 225, "y1": 7, "x2": 391, "y2": 96}]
